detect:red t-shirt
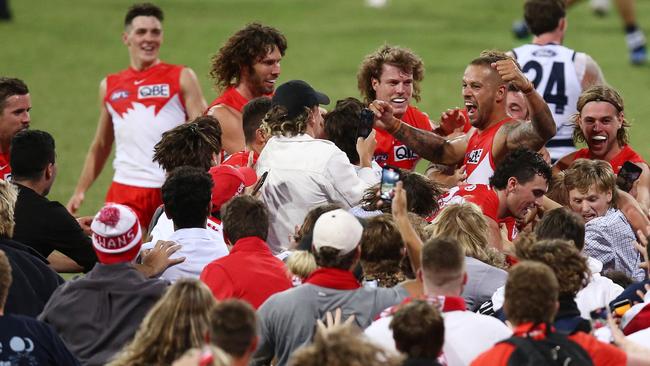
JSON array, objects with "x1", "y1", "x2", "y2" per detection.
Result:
[
  {"x1": 463, "y1": 117, "x2": 513, "y2": 185},
  {"x1": 471, "y1": 323, "x2": 626, "y2": 366},
  {"x1": 0, "y1": 151, "x2": 11, "y2": 180},
  {"x1": 222, "y1": 150, "x2": 259, "y2": 167},
  {"x1": 373, "y1": 105, "x2": 433, "y2": 170},
  {"x1": 200, "y1": 236, "x2": 291, "y2": 309},
  {"x1": 573, "y1": 144, "x2": 645, "y2": 174},
  {"x1": 207, "y1": 86, "x2": 249, "y2": 113}
]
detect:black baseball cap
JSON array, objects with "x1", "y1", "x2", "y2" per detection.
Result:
[{"x1": 272, "y1": 80, "x2": 330, "y2": 119}]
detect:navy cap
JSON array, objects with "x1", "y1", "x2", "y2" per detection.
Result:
[{"x1": 272, "y1": 80, "x2": 330, "y2": 119}]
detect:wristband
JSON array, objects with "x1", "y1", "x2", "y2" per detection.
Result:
[{"x1": 521, "y1": 82, "x2": 535, "y2": 95}]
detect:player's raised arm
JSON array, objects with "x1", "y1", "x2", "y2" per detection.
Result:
[
  {"x1": 493, "y1": 59, "x2": 556, "y2": 152},
  {"x1": 67, "y1": 79, "x2": 114, "y2": 214},
  {"x1": 369, "y1": 99, "x2": 467, "y2": 166},
  {"x1": 179, "y1": 67, "x2": 207, "y2": 120}
]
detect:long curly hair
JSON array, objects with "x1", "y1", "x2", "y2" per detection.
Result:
[
  {"x1": 209, "y1": 23, "x2": 287, "y2": 91},
  {"x1": 107, "y1": 279, "x2": 217, "y2": 366},
  {"x1": 357, "y1": 44, "x2": 424, "y2": 103},
  {"x1": 153, "y1": 116, "x2": 222, "y2": 172},
  {"x1": 572, "y1": 85, "x2": 630, "y2": 147}
]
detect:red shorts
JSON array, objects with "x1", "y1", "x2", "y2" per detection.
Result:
[{"x1": 105, "y1": 181, "x2": 162, "y2": 229}]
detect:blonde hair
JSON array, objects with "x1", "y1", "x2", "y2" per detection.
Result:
[
  {"x1": 0, "y1": 181, "x2": 18, "y2": 238},
  {"x1": 563, "y1": 159, "x2": 618, "y2": 208},
  {"x1": 572, "y1": 85, "x2": 629, "y2": 146},
  {"x1": 289, "y1": 324, "x2": 401, "y2": 366},
  {"x1": 261, "y1": 105, "x2": 311, "y2": 137},
  {"x1": 428, "y1": 203, "x2": 506, "y2": 269},
  {"x1": 286, "y1": 250, "x2": 317, "y2": 280},
  {"x1": 108, "y1": 279, "x2": 217, "y2": 366}
]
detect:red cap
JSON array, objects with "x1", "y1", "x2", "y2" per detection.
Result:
[{"x1": 209, "y1": 165, "x2": 257, "y2": 212}]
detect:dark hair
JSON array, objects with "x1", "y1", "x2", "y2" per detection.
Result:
[
  {"x1": 10, "y1": 130, "x2": 55, "y2": 181},
  {"x1": 162, "y1": 166, "x2": 213, "y2": 229},
  {"x1": 124, "y1": 3, "x2": 164, "y2": 27},
  {"x1": 505, "y1": 261, "x2": 559, "y2": 325},
  {"x1": 222, "y1": 195, "x2": 269, "y2": 243},
  {"x1": 0, "y1": 77, "x2": 28, "y2": 113},
  {"x1": 362, "y1": 170, "x2": 442, "y2": 216},
  {"x1": 524, "y1": 0, "x2": 566, "y2": 36},
  {"x1": 242, "y1": 97, "x2": 272, "y2": 144},
  {"x1": 313, "y1": 246, "x2": 358, "y2": 270},
  {"x1": 210, "y1": 23, "x2": 287, "y2": 91},
  {"x1": 515, "y1": 236, "x2": 590, "y2": 297},
  {"x1": 535, "y1": 207, "x2": 585, "y2": 251},
  {"x1": 357, "y1": 45, "x2": 424, "y2": 103},
  {"x1": 489, "y1": 148, "x2": 552, "y2": 189},
  {"x1": 324, "y1": 98, "x2": 365, "y2": 164},
  {"x1": 421, "y1": 237, "x2": 464, "y2": 287},
  {"x1": 153, "y1": 116, "x2": 222, "y2": 172},
  {"x1": 295, "y1": 203, "x2": 343, "y2": 250},
  {"x1": 360, "y1": 215, "x2": 404, "y2": 287},
  {"x1": 210, "y1": 299, "x2": 257, "y2": 358},
  {"x1": 0, "y1": 250, "x2": 11, "y2": 308},
  {"x1": 390, "y1": 300, "x2": 444, "y2": 359}
]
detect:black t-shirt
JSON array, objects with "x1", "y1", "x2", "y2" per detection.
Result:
[
  {"x1": 0, "y1": 314, "x2": 80, "y2": 365},
  {"x1": 13, "y1": 184, "x2": 97, "y2": 272},
  {"x1": 0, "y1": 238, "x2": 64, "y2": 317}
]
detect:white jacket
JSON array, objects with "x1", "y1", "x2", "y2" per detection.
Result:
[{"x1": 256, "y1": 135, "x2": 379, "y2": 253}]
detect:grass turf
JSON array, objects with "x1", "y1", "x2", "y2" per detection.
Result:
[{"x1": 1, "y1": 0, "x2": 649, "y2": 217}]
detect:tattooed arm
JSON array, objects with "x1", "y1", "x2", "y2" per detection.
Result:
[{"x1": 369, "y1": 100, "x2": 468, "y2": 165}]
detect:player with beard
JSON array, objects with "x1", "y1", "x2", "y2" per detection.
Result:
[
  {"x1": 357, "y1": 45, "x2": 434, "y2": 170},
  {"x1": 554, "y1": 85, "x2": 649, "y2": 211},
  {"x1": 370, "y1": 50, "x2": 556, "y2": 185},
  {"x1": 208, "y1": 23, "x2": 287, "y2": 154},
  {"x1": 0, "y1": 77, "x2": 30, "y2": 181},
  {"x1": 67, "y1": 3, "x2": 207, "y2": 228}
]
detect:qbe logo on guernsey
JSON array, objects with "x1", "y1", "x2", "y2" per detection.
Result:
[{"x1": 138, "y1": 84, "x2": 170, "y2": 99}]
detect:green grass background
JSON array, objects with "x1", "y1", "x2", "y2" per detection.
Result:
[{"x1": 1, "y1": 0, "x2": 649, "y2": 217}]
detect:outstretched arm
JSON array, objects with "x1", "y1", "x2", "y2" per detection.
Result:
[
  {"x1": 67, "y1": 79, "x2": 114, "y2": 214},
  {"x1": 369, "y1": 100, "x2": 467, "y2": 165}
]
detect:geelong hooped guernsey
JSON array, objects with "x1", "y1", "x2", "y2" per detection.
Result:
[
  {"x1": 512, "y1": 44, "x2": 585, "y2": 161},
  {"x1": 104, "y1": 62, "x2": 186, "y2": 188}
]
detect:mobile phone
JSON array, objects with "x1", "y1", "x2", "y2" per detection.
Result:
[
  {"x1": 589, "y1": 307, "x2": 608, "y2": 330},
  {"x1": 380, "y1": 166, "x2": 401, "y2": 202},
  {"x1": 358, "y1": 108, "x2": 375, "y2": 138},
  {"x1": 612, "y1": 299, "x2": 631, "y2": 317},
  {"x1": 251, "y1": 171, "x2": 269, "y2": 196},
  {"x1": 616, "y1": 161, "x2": 643, "y2": 192}
]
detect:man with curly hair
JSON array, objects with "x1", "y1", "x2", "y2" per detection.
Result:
[
  {"x1": 370, "y1": 50, "x2": 556, "y2": 185},
  {"x1": 207, "y1": 23, "x2": 287, "y2": 154},
  {"x1": 553, "y1": 85, "x2": 649, "y2": 211},
  {"x1": 68, "y1": 3, "x2": 207, "y2": 228},
  {"x1": 357, "y1": 45, "x2": 434, "y2": 170}
]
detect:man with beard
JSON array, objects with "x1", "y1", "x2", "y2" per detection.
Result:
[
  {"x1": 207, "y1": 23, "x2": 287, "y2": 154},
  {"x1": 554, "y1": 85, "x2": 649, "y2": 211},
  {"x1": 357, "y1": 45, "x2": 434, "y2": 170},
  {"x1": 370, "y1": 50, "x2": 556, "y2": 185},
  {"x1": 0, "y1": 77, "x2": 30, "y2": 181},
  {"x1": 67, "y1": 3, "x2": 207, "y2": 228}
]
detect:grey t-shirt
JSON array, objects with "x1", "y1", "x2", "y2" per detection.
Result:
[
  {"x1": 462, "y1": 256, "x2": 507, "y2": 311},
  {"x1": 253, "y1": 282, "x2": 408, "y2": 366}
]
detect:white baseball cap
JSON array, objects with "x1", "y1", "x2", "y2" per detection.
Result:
[{"x1": 312, "y1": 209, "x2": 363, "y2": 255}]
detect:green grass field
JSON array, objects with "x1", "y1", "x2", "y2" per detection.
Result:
[{"x1": 1, "y1": 0, "x2": 649, "y2": 217}]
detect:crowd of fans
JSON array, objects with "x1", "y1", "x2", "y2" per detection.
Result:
[{"x1": 1, "y1": 0, "x2": 650, "y2": 365}]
